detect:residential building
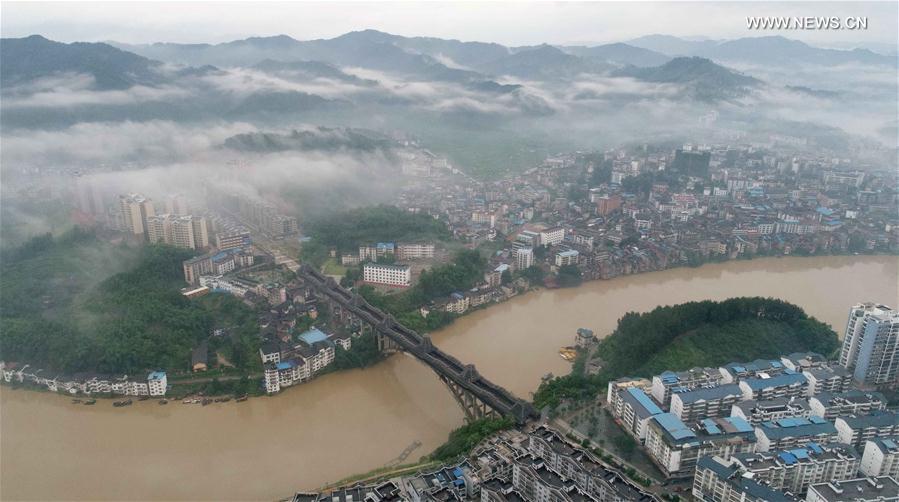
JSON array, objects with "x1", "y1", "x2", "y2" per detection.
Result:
[
  {"x1": 555, "y1": 249, "x2": 579, "y2": 267},
  {"x1": 119, "y1": 193, "x2": 155, "y2": 238},
  {"x1": 643, "y1": 413, "x2": 757, "y2": 478},
  {"x1": 613, "y1": 387, "x2": 664, "y2": 441},
  {"x1": 515, "y1": 247, "x2": 534, "y2": 271},
  {"x1": 806, "y1": 476, "x2": 899, "y2": 502},
  {"x1": 651, "y1": 368, "x2": 725, "y2": 410},
  {"x1": 692, "y1": 455, "x2": 795, "y2": 502},
  {"x1": 731, "y1": 443, "x2": 860, "y2": 496},
  {"x1": 808, "y1": 391, "x2": 887, "y2": 420},
  {"x1": 147, "y1": 371, "x2": 167, "y2": 396},
  {"x1": 860, "y1": 437, "x2": 899, "y2": 477},
  {"x1": 731, "y1": 397, "x2": 811, "y2": 426},
  {"x1": 835, "y1": 411, "x2": 899, "y2": 449},
  {"x1": 739, "y1": 371, "x2": 809, "y2": 401},
  {"x1": 539, "y1": 227, "x2": 565, "y2": 247},
  {"x1": 803, "y1": 366, "x2": 853, "y2": 396},
  {"x1": 671, "y1": 383, "x2": 743, "y2": 423},
  {"x1": 363, "y1": 263, "x2": 411, "y2": 287},
  {"x1": 397, "y1": 243, "x2": 435, "y2": 260},
  {"x1": 755, "y1": 417, "x2": 839, "y2": 452},
  {"x1": 719, "y1": 359, "x2": 788, "y2": 383},
  {"x1": 782, "y1": 352, "x2": 830, "y2": 372},
  {"x1": 216, "y1": 231, "x2": 251, "y2": 251},
  {"x1": 839, "y1": 303, "x2": 899, "y2": 387}
]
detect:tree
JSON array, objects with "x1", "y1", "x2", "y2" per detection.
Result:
[{"x1": 501, "y1": 269, "x2": 513, "y2": 285}]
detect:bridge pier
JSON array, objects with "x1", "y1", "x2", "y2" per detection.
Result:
[{"x1": 438, "y1": 374, "x2": 500, "y2": 422}]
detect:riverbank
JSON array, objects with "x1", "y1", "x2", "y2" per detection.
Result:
[{"x1": 2, "y1": 255, "x2": 897, "y2": 501}]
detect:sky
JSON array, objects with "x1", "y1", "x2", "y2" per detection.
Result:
[{"x1": 1, "y1": 1, "x2": 897, "y2": 50}]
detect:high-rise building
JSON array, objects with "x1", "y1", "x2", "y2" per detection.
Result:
[
  {"x1": 839, "y1": 303, "x2": 899, "y2": 387},
  {"x1": 165, "y1": 194, "x2": 191, "y2": 216},
  {"x1": 119, "y1": 193, "x2": 155, "y2": 239},
  {"x1": 146, "y1": 214, "x2": 209, "y2": 250},
  {"x1": 515, "y1": 247, "x2": 533, "y2": 271}
]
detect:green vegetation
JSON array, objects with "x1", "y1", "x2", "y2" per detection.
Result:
[
  {"x1": 305, "y1": 205, "x2": 451, "y2": 255},
  {"x1": 430, "y1": 417, "x2": 514, "y2": 462},
  {"x1": 0, "y1": 230, "x2": 262, "y2": 375},
  {"x1": 533, "y1": 297, "x2": 839, "y2": 409},
  {"x1": 557, "y1": 264, "x2": 582, "y2": 287},
  {"x1": 356, "y1": 249, "x2": 486, "y2": 332},
  {"x1": 331, "y1": 332, "x2": 383, "y2": 370}
]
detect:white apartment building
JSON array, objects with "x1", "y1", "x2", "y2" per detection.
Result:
[
  {"x1": 147, "y1": 371, "x2": 167, "y2": 396},
  {"x1": 539, "y1": 227, "x2": 565, "y2": 247},
  {"x1": 119, "y1": 193, "x2": 155, "y2": 238},
  {"x1": 839, "y1": 303, "x2": 899, "y2": 387},
  {"x1": 860, "y1": 438, "x2": 899, "y2": 478},
  {"x1": 363, "y1": 263, "x2": 411, "y2": 287},
  {"x1": 554, "y1": 249, "x2": 579, "y2": 267},
  {"x1": 514, "y1": 247, "x2": 534, "y2": 271},
  {"x1": 397, "y1": 243, "x2": 435, "y2": 260}
]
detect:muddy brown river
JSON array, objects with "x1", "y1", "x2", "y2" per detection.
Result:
[{"x1": 2, "y1": 256, "x2": 897, "y2": 501}]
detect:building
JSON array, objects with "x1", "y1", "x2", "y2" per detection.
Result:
[
  {"x1": 363, "y1": 263, "x2": 411, "y2": 287},
  {"x1": 191, "y1": 341, "x2": 208, "y2": 372},
  {"x1": 671, "y1": 384, "x2": 743, "y2": 423},
  {"x1": 147, "y1": 371, "x2": 167, "y2": 396},
  {"x1": 782, "y1": 352, "x2": 830, "y2": 372},
  {"x1": 596, "y1": 195, "x2": 622, "y2": 216},
  {"x1": 803, "y1": 366, "x2": 853, "y2": 396},
  {"x1": 692, "y1": 455, "x2": 795, "y2": 502},
  {"x1": 808, "y1": 391, "x2": 887, "y2": 420},
  {"x1": 839, "y1": 303, "x2": 899, "y2": 387},
  {"x1": 119, "y1": 193, "x2": 155, "y2": 238},
  {"x1": 806, "y1": 476, "x2": 899, "y2": 502},
  {"x1": 643, "y1": 413, "x2": 757, "y2": 478},
  {"x1": 731, "y1": 443, "x2": 860, "y2": 496},
  {"x1": 613, "y1": 386, "x2": 665, "y2": 441},
  {"x1": 860, "y1": 438, "x2": 899, "y2": 478},
  {"x1": 739, "y1": 371, "x2": 809, "y2": 401},
  {"x1": 539, "y1": 227, "x2": 565, "y2": 247},
  {"x1": 397, "y1": 243, "x2": 435, "y2": 260},
  {"x1": 755, "y1": 417, "x2": 839, "y2": 452},
  {"x1": 732, "y1": 397, "x2": 811, "y2": 426},
  {"x1": 555, "y1": 249, "x2": 579, "y2": 267},
  {"x1": 835, "y1": 411, "x2": 899, "y2": 449},
  {"x1": 651, "y1": 368, "x2": 725, "y2": 410},
  {"x1": 147, "y1": 214, "x2": 209, "y2": 250},
  {"x1": 515, "y1": 247, "x2": 534, "y2": 271},
  {"x1": 216, "y1": 231, "x2": 251, "y2": 251}
]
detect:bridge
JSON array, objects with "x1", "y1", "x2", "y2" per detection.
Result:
[{"x1": 299, "y1": 265, "x2": 537, "y2": 424}]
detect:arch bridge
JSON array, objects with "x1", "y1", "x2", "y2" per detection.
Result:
[{"x1": 299, "y1": 265, "x2": 536, "y2": 424}]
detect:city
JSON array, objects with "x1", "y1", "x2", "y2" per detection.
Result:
[{"x1": 0, "y1": 2, "x2": 897, "y2": 501}]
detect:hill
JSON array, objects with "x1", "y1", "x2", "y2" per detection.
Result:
[
  {"x1": 614, "y1": 56, "x2": 760, "y2": 100},
  {"x1": 532, "y1": 297, "x2": 840, "y2": 409},
  {"x1": 1, "y1": 35, "x2": 164, "y2": 89},
  {"x1": 565, "y1": 43, "x2": 671, "y2": 67}
]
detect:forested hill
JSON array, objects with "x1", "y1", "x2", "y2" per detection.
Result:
[
  {"x1": 533, "y1": 297, "x2": 840, "y2": 409},
  {"x1": 0, "y1": 230, "x2": 260, "y2": 375}
]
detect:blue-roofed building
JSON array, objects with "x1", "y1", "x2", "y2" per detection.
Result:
[
  {"x1": 720, "y1": 359, "x2": 788, "y2": 383},
  {"x1": 298, "y1": 327, "x2": 330, "y2": 346},
  {"x1": 644, "y1": 413, "x2": 757, "y2": 478},
  {"x1": 147, "y1": 371, "x2": 167, "y2": 396},
  {"x1": 615, "y1": 387, "x2": 664, "y2": 441},
  {"x1": 693, "y1": 456, "x2": 796, "y2": 502},
  {"x1": 731, "y1": 442, "x2": 860, "y2": 496},
  {"x1": 651, "y1": 367, "x2": 725, "y2": 410},
  {"x1": 739, "y1": 372, "x2": 809, "y2": 401},
  {"x1": 671, "y1": 383, "x2": 743, "y2": 423},
  {"x1": 755, "y1": 417, "x2": 838, "y2": 452}
]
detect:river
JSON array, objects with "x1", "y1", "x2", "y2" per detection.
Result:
[{"x1": 2, "y1": 256, "x2": 897, "y2": 501}]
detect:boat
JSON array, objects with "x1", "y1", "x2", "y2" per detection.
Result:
[
  {"x1": 201, "y1": 398, "x2": 212, "y2": 406},
  {"x1": 84, "y1": 399, "x2": 96, "y2": 405},
  {"x1": 72, "y1": 399, "x2": 83, "y2": 404},
  {"x1": 159, "y1": 399, "x2": 168, "y2": 405},
  {"x1": 235, "y1": 395, "x2": 248, "y2": 402},
  {"x1": 559, "y1": 347, "x2": 578, "y2": 361},
  {"x1": 138, "y1": 396, "x2": 150, "y2": 401},
  {"x1": 113, "y1": 399, "x2": 133, "y2": 407},
  {"x1": 219, "y1": 397, "x2": 231, "y2": 403}
]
